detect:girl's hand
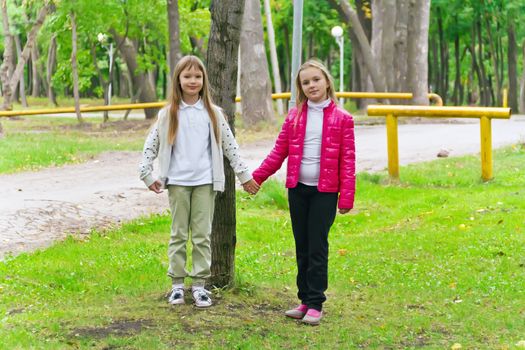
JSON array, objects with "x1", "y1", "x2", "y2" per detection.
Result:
[
  {"x1": 339, "y1": 208, "x2": 351, "y2": 214},
  {"x1": 242, "y1": 179, "x2": 260, "y2": 195},
  {"x1": 148, "y1": 180, "x2": 163, "y2": 194}
]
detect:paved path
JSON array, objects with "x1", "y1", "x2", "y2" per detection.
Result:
[{"x1": 1, "y1": 116, "x2": 524, "y2": 259}]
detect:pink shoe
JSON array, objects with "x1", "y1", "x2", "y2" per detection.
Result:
[
  {"x1": 301, "y1": 309, "x2": 323, "y2": 325},
  {"x1": 284, "y1": 304, "x2": 308, "y2": 319}
]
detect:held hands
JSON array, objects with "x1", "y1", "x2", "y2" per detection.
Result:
[
  {"x1": 339, "y1": 208, "x2": 351, "y2": 214},
  {"x1": 148, "y1": 180, "x2": 163, "y2": 194},
  {"x1": 242, "y1": 179, "x2": 260, "y2": 195}
]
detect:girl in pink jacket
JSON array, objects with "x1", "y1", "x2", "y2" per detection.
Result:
[{"x1": 252, "y1": 59, "x2": 355, "y2": 325}]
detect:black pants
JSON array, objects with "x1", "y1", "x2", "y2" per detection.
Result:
[{"x1": 288, "y1": 183, "x2": 338, "y2": 311}]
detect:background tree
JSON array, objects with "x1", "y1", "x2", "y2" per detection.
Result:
[
  {"x1": 206, "y1": 0, "x2": 245, "y2": 288},
  {"x1": 407, "y1": 0, "x2": 430, "y2": 105},
  {"x1": 167, "y1": 0, "x2": 182, "y2": 82},
  {"x1": 263, "y1": 0, "x2": 283, "y2": 115},
  {"x1": 239, "y1": 0, "x2": 273, "y2": 127}
]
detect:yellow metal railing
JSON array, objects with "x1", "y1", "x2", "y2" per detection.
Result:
[
  {"x1": 0, "y1": 102, "x2": 166, "y2": 117},
  {"x1": 236, "y1": 92, "x2": 443, "y2": 105},
  {"x1": 367, "y1": 105, "x2": 512, "y2": 181},
  {"x1": 0, "y1": 91, "x2": 442, "y2": 118}
]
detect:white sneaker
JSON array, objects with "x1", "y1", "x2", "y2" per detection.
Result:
[
  {"x1": 192, "y1": 288, "x2": 212, "y2": 308},
  {"x1": 168, "y1": 287, "x2": 185, "y2": 305}
]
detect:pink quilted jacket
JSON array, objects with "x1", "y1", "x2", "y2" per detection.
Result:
[{"x1": 252, "y1": 100, "x2": 355, "y2": 209}]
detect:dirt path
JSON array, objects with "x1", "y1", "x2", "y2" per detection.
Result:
[{"x1": 1, "y1": 116, "x2": 524, "y2": 259}]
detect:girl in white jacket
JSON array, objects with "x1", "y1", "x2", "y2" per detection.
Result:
[{"x1": 139, "y1": 55, "x2": 259, "y2": 308}]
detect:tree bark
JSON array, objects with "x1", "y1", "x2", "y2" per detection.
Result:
[
  {"x1": 46, "y1": 34, "x2": 58, "y2": 106},
  {"x1": 14, "y1": 34, "x2": 28, "y2": 107},
  {"x1": 507, "y1": 19, "x2": 518, "y2": 111},
  {"x1": 476, "y1": 20, "x2": 489, "y2": 106},
  {"x1": 110, "y1": 29, "x2": 159, "y2": 119},
  {"x1": 468, "y1": 25, "x2": 483, "y2": 105},
  {"x1": 394, "y1": 0, "x2": 408, "y2": 94},
  {"x1": 380, "y1": 0, "x2": 396, "y2": 93},
  {"x1": 8, "y1": 4, "x2": 49, "y2": 99},
  {"x1": 407, "y1": 0, "x2": 430, "y2": 105},
  {"x1": 206, "y1": 0, "x2": 245, "y2": 288},
  {"x1": 167, "y1": 0, "x2": 182, "y2": 79},
  {"x1": 485, "y1": 15, "x2": 500, "y2": 106},
  {"x1": 240, "y1": 0, "x2": 274, "y2": 127},
  {"x1": 1, "y1": 0, "x2": 15, "y2": 110},
  {"x1": 328, "y1": 0, "x2": 386, "y2": 93},
  {"x1": 31, "y1": 40, "x2": 40, "y2": 97},
  {"x1": 519, "y1": 40, "x2": 525, "y2": 113},
  {"x1": 70, "y1": 11, "x2": 83, "y2": 123},
  {"x1": 263, "y1": 0, "x2": 283, "y2": 115},
  {"x1": 437, "y1": 7, "x2": 449, "y2": 104},
  {"x1": 452, "y1": 29, "x2": 462, "y2": 105}
]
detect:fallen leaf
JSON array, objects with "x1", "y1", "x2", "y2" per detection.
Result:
[
  {"x1": 451, "y1": 343, "x2": 462, "y2": 350},
  {"x1": 338, "y1": 249, "x2": 348, "y2": 256}
]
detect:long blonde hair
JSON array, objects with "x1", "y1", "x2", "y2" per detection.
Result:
[
  {"x1": 294, "y1": 59, "x2": 338, "y2": 124},
  {"x1": 167, "y1": 55, "x2": 220, "y2": 144}
]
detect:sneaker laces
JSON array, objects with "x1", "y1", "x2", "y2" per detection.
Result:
[
  {"x1": 193, "y1": 288, "x2": 211, "y2": 301},
  {"x1": 170, "y1": 288, "x2": 184, "y2": 299}
]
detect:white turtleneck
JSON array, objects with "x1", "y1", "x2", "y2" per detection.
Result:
[{"x1": 299, "y1": 98, "x2": 331, "y2": 186}]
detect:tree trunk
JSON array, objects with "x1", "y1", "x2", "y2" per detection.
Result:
[
  {"x1": 407, "y1": 0, "x2": 430, "y2": 105},
  {"x1": 13, "y1": 34, "x2": 28, "y2": 107},
  {"x1": 167, "y1": 0, "x2": 182, "y2": 80},
  {"x1": 206, "y1": 0, "x2": 245, "y2": 288},
  {"x1": 430, "y1": 37, "x2": 438, "y2": 93},
  {"x1": 240, "y1": 0, "x2": 274, "y2": 127},
  {"x1": 70, "y1": 11, "x2": 83, "y2": 123},
  {"x1": 394, "y1": 0, "x2": 408, "y2": 94},
  {"x1": 46, "y1": 34, "x2": 58, "y2": 106},
  {"x1": 519, "y1": 40, "x2": 525, "y2": 113},
  {"x1": 438, "y1": 7, "x2": 449, "y2": 104},
  {"x1": 31, "y1": 41, "x2": 40, "y2": 97},
  {"x1": 110, "y1": 29, "x2": 159, "y2": 119},
  {"x1": 1, "y1": 0, "x2": 15, "y2": 110},
  {"x1": 452, "y1": 29, "x2": 462, "y2": 105},
  {"x1": 369, "y1": 0, "x2": 383, "y2": 98},
  {"x1": 468, "y1": 26, "x2": 483, "y2": 105},
  {"x1": 263, "y1": 0, "x2": 283, "y2": 115},
  {"x1": 477, "y1": 20, "x2": 489, "y2": 106},
  {"x1": 380, "y1": 0, "x2": 396, "y2": 94},
  {"x1": 485, "y1": 15, "x2": 500, "y2": 106},
  {"x1": 328, "y1": 0, "x2": 386, "y2": 93},
  {"x1": 8, "y1": 4, "x2": 49, "y2": 99},
  {"x1": 507, "y1": 19, "x2": 518, "y2": 111}
]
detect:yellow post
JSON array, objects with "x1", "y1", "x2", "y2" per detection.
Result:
[
  {"x1": 480, "y1": 116, "x2": 492, "y2": 181},
  {"x1": 502, "y1": 89, "x2": 508, "y2": 108},
  {"x1": 386, "y1": 113, "x2": 399, "y2": 179}
]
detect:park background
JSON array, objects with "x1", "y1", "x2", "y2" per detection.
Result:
[{"x1": 1, "y1": 0, "x2": 525, "y2": 349}]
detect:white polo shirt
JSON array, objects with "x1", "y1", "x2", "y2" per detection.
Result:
[
  {"x1": 167, "y1": 99, "x2": 213, "y2": 186},
  {"x1": 298, "y1": 98, "x2": 331, "y2": 186}
]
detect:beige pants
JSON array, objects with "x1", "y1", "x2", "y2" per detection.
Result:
[{"x1": 167, "y1": 184, "x2": 216, "y2": 286}]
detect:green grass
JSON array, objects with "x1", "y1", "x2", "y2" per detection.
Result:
[
  {"x1": 0, "y1": 116, "x2": 147, "y2": 173},
  {"x1": 0, "y1": 113, "x2": 282, "y2": 173},
  {"x1": 1, "y1": 146, "x2": 525, "y2": 349}
]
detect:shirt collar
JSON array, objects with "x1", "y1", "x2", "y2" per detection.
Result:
[
  {"x1": 180, "y1": 98, "x2": 204, "y2": 110},
  {"x1": 307, "y1": 98, "x2": 331, "y2": 111}
]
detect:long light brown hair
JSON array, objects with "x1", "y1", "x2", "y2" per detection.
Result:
[
  {"x1": 294, "y1": 59, "x2": 338, "y2": 124},
  {"x1": 168, "y1": 55, "x2": 220, "y2": 144}
]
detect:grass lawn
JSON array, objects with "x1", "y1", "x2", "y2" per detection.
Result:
[
  {"x1": 1, "y1": 144, "x2": 524, "y2": 349},
  {"x1": 0, "y1": 113, "x2": 283, "y2": 174}
]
